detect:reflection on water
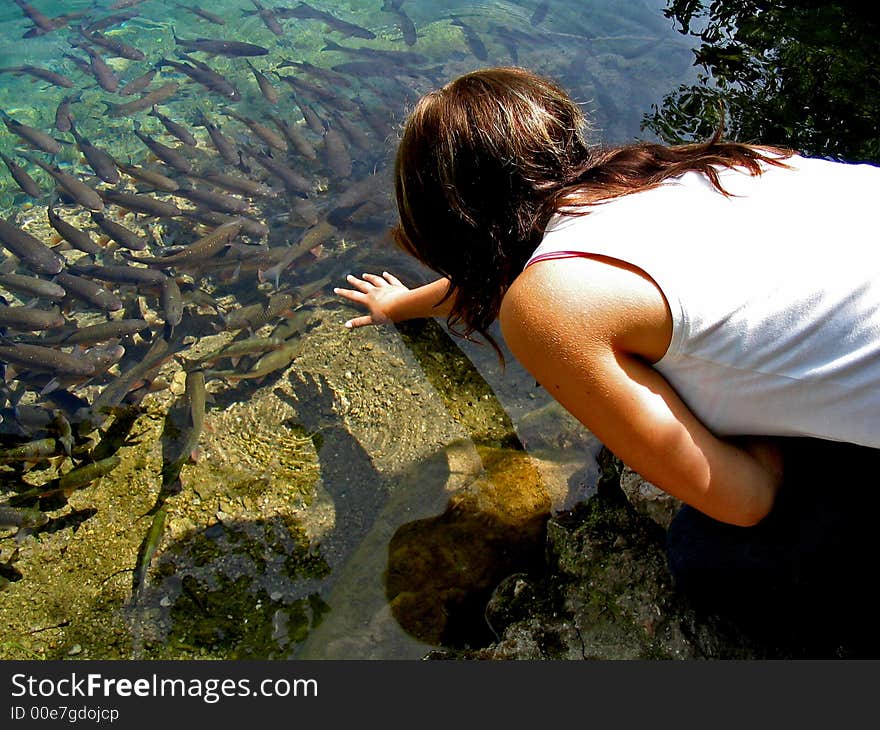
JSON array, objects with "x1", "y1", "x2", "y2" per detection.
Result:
[{"x1": 0, "y1": 0, "x2": 696, "y2": 659}]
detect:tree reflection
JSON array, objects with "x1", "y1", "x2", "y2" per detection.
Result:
[{"x1": 643, "y1": 0, "x2": 880, "y2": 163}]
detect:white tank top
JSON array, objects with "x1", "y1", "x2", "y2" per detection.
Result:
[{"x1": 525, "y1": 154, "x2": 880, "y2": 448}]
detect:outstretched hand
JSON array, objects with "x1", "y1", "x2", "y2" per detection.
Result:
[{"x1": 333, "y1": 271, "x2": 411, "y2": 329}]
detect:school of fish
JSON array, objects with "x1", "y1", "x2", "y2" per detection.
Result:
[{"x1": 0, "y1": 0, "x2": 648, "y2": 588}]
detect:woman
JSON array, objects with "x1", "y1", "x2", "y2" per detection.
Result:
[{"x1": 333, "y1": 66, "x2": 880, "y2": 528}]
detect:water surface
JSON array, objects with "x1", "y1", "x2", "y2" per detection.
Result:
[{"x1": 0, "y1": 0, "x2": 697, "y2": 659}]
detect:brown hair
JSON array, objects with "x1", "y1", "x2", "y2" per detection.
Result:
[{"x1": 392, "y1": 66, "x2": 793, "y2": 354}]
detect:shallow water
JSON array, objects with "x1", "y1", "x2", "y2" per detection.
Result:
[{"x1": 0, "y1": 0, "x2": 698, "y2": 659}]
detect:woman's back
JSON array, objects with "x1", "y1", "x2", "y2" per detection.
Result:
[{"x1": 527, "y1": 154, "x2": 880, "y2": 446}]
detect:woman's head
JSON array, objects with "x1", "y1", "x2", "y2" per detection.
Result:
[
  {"x1": 392, "y1": 66, "x2": 594, "y2": 343},
  {"x1": 390, "y1": 66, "x2": 792, "y2": 351}
]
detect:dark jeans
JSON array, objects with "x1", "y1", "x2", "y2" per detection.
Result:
[{"x1": 665, "y1": 438, "x2": 880, "y2": 658}]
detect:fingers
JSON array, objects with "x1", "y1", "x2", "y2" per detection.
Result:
[
  {"x1": 344, "y1": 314, "x2": 375, "y2": 329},
  {"x1": 382, "y1": 271, "x2": 404, "y2": 287},
  {"x1": 333, "y1": 285, "x2": 366, "y2": 304},
  {"x1": 361, "y1": 272, "x2": 387, "y2": 286}
]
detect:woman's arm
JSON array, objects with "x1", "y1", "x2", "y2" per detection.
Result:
[
  {"x1": 500, "y1": 256, "x2": 783, "y2": 526},
  {"x1": 334, "y1": 273, "x2": 453, "y2": 328}
]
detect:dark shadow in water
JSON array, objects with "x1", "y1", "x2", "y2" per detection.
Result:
[
  {"x1": 667, "y1": 438, "x2": 880, "y2": 658},
  {"x1": 385, "y1": 445, "x2": 552, "y2": 649},
  {"x1": 279, "y1": 370, "x2": 390, "y2": 556}
]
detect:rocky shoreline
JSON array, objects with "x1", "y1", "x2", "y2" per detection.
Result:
[{"x1": 429, "y1": 442, "x2": 880, "y2": 660}]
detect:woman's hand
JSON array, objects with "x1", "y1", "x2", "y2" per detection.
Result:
[{"x1": 333, "y1": 271, "x2": 412, "y2": 328}]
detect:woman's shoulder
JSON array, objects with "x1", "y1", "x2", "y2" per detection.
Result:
[{"x1": 500, "y1": 254, "x2": 672, "y2": 365}]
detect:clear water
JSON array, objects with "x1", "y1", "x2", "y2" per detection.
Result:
[{"x1": 0, "y1": 0, "x2": 698, "y2": 659}]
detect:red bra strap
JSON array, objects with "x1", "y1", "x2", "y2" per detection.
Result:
[{"x1": 525, "y1": 250, "x2": 592, "y2": 268}]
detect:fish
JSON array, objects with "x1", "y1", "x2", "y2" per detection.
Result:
[
  {"x1": 196, "y1": 111, "x2": 241, "y2": 165},
  {"x1": 132, "y1": 124, "x2": 194, "y2": 175},
  {"x1": 352, "y1": 96, "x2": 392, "y2": 138},
  {"x1": 329, "y1": 110, "x2": 372, "y2": 152},
  {"x1": 269, "y1": 304, "x2": 314, "y2": 341},
  {"x1": 58, "y1": 455, "x2": 121, "y2": 492},
  {"x1": 0, "y1": 343, "x2": 94, "y2": 376},
  {"x1": 240, "y1": 145, "x2": 312, "y2": 196},
  {"x1": 208, "y1": 339, "x2": 303, "y2": 382},
  {"x1": 90, "y1": 212, "x2": 150, "y2": 251},
  {"x1": 160, "y1": 276, "x2": 183, "y2": 328},
  {"x1": 279, "y1": 73, "x2": 358, "y2": 112},
  {"x1": 81, "y1": 335, "x2": 172, "y2": 431},
  {"x1": 126, "y1": 218, "x2": 243, "y2": 266},
  {"x1": 74, "y1": 44, "x2": 121, "y2": 93},
  {"x1": 105, "y1": 81, "x2": 180, "y2": 116},
  {"x1": 116, "y1": 162, "x2": 180, "y2": 193},
  {"x1": 26, "y1": 156, "x2": 104, "y2": 212},
  {"x1": 99, "y1": 189, "x2": 182, "y2": 219},
  {"x1": 52, "y1": 271, "x2": 125, "y2": 313},
  {"x1": 47, "y1": 205, "x2": 104, "y2": 256},
  {"x1": 321, "y1": 39, "x2": 427, "y2": 66},
  {"x1": 0, "y1": 218, "x2": 66, "y2": 275},
  {"x1": 172, "y1": 31, "x2": 269, "y2": 57},
  {"x1": 148, "y1": 106, "x2": 198, "y2": 147},
  {"x1": 290, "y1": 95, "x2": 325, "y2": 136},
  {"x1": 381, "y1": 1, "x2": 417, "y2": 46},
  {"x1": 0, "y1": 505, "x2": 48, "y2": 530},
  {"x1": 0, "y1": 436, "x2": 58, "y2": 463},
  {"x1": 188, "y1": 334, "x2": 286, "y2": 367},
  {"x1": 193, "y1": 171, "x2": 273, "y2": 198},
  {"x1": 290, "y1": 197, "x2": 320, "y2": 227},
  {"x1": 331, "y1": 60, "x2": 400, "y2": 79},
  {"x1": 278, "y1": 59, "x2": 352, "y2": 88},
  {"x1": 245, "y1": 60, "x2": 279, "y2": 105},
  {"x1": 54, "y1": 93, "x2": 79, "y2": 133},
  {"x1": 111, "y1": 0, "x2": 148, "y2": 9},
  {"x1": 175, "y1": 4, "x2": 226, "y2": 25},
  {"x1": 450, "y1": 17, "x2": 489, "y2": 60},
  {"x1": 0, "y1": 273, "x2": 66, "y2": 302},
  {"x1": 68, "y1": 261, "x2": 169, "y2": 288},
  {"x1": 0, "y1": 304, "x2": 64, "y2": 331},
  {"x1": 37, "y1": 319, "x2": 148, "y2": 346},
  {"x1": 0, "y1": 112, "x2": 63, "y2": 154},
  {"x1": 332, "y1": 170, "x2": 389, "y2": 210},
  {"x1": 181, "y1": 209, "x2": 268, "y2": 238},
  {"x1": 220, "y1": 291, "x2": 296, "y2": 332},
  {"x1": 258, "y1": 220, "x2": 335, "y2": 288},
  {"x1": 84, "y1": 9, "x2": 141, "y2": 33},
  {"x1": 13, "y1": 348, "x2": 122, "y2": 398},
  {"x1": 14, "y1": 1, "x2": 87, "y2": 37},
  {"x1": 250, "y1": 0, "x2": 284, "y2": 36},
  {"x1": 277, "y1": 2, "x2": 376, "y2": 40},
  {"x1": 489, "y1": 23, "x2": 524, "y2": 63},
  {"x1": 0, "y1": 153, "x2": 42, "y2": 198},
  {"x1": 78, "y1": 28, "x2": 146, "y2": 61},
  {"x1": 174, "y1": 185, "x2": 250, "y2": 215},
  {"x1": 12, "y1": 0, "x2": 56, "y2": 34},
  {"x1": 117, "y1": 67, "x2": 158, "y2": 97},
  {"x1": 132, "y1": 504, "x2": 167, "y2": 599},
  {"x1": 67, "y1": 121, "x2": 121, "y2": 185},
  {"x1": 268, "y1": 114, "x2": 318, "y2": 161},
  {"x1": 223, "y1": 109, "x2": 288, "y2": 152},
  {"x1": 61, "y1": 52, "x2": 92, "y2": 77},
  {"x1": 323, "y1": 126, "x2": 353, "y2": 178},
  {"x1": 158, "y1": 57, "x2": 240, "y2": 101},
  {"x1": 0, "y1": 65, "x2": 75, "y2": 89},
  {"x1": 531, "y1": 1, "x2": 550, "y2": 26}
]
